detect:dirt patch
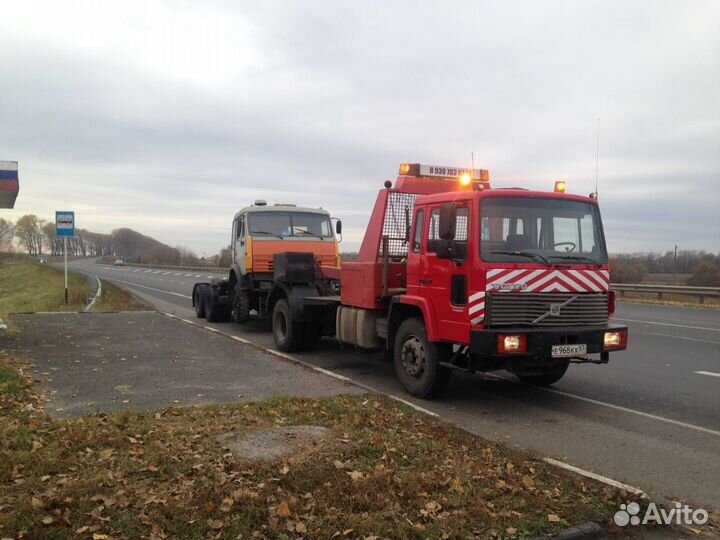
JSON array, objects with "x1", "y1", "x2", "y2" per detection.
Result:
[{"x1": 217, "y1": 425, "x2": 330, "y2": 462}]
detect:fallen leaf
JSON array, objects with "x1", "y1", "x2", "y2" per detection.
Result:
[
  {"x1": 280, "y1": 464, "x2": 290, "y2": 475},
  {"x1": 295, "y1": 521, "x2": 307, "y2": 533},
  {"x1": 93, "y1": 535, "x2": 110, "y2": 540},
  {"x1": 147, "y1": 464, "x2": 158, "y2": 473},
  {"x1": 333, "y1": 460, "x2": 345, "y2": 469},
  {"x1": 506, "y1": 527, "x2": 517, "y2": 536},
  {"x1": 207, "y1": 518, "x2": 224, "y2": 530},
  {"x1": 522, "y1": 475, "x2": 535, "y2": 488},
  {"x1": 548, "y1": 514, "x2": 561, "y2": 523},
  {"x1": 42, "y1": 515, "x2": 54, "y2": 525},
  {"x1": 99, "y1": 449, "x2": 114, "y2": 460},
  {"x1": 31, "y1": 496, "x2": 44, "y2": 509},
  {"x1": 348, "y1": 471, "x2": 363, "y2": 481},
  {"x1": 276, "y1": 500, "x2": 292, "y2": 517}
]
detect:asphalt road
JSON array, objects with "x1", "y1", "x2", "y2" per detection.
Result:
[{"x1": 68, "y1": 259, "x2": 720, "y2": 509}]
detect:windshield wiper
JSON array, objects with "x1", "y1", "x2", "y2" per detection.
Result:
[
  {"x1": 491, "y1": 250, "x2": 552, "y2": 266},
  {"x1": 250, "y1": 230, "x2": 284, "y2": 239},
  {"x1": 549, "y1": 254, "x2": 602, "y2": 267},
  {"x1": 293, "y1": 229, "x2": 325, "y2": 240}
]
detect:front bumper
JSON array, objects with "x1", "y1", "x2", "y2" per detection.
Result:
[{"x1": 470, "y1": 322, "x2": 628, "y2": 365}]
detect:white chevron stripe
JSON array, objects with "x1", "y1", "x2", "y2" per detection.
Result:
[
  {"x1": 471, "y1": 315, "x2": 484, "y2": 325},
  {"x1": 545, "y1": 282, "x2": 570, "y2": 292},
  {"x1": 468, "y1": 291, "x2": 486, "y2": 303},
  {"x1": 488, "y1": 269, "x2": 528, "y2": 285},
  {"x1": 487, "y1": 268, "x2": 506, "y2": 278},
  {"x1": 469, "y1": 301, "x2": 485, "y2": 315},
  {"x1": 523, "y1": 271, "x2": 558, "y2": 291},
  {"x1": 555, "y1": 271, "x2": 589, "y2": 291},
  {"x1": 568, "y1": 270, "x2": 602, "y2": 291}
]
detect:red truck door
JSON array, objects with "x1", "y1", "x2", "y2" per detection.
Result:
[{"x1": 417, "y1": 203, "x2": 472, "y2": 343}]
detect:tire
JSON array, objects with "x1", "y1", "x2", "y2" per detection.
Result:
[
  {"x1": 393, "y1": 318, "x2": 451, "y2": 399},
  {"x1": 206, "y1": 292, "x2": 229, "y2": 323},
  {"x1": 231, "y1": 283, "x2": 250, "y2": 324},
  {"x1": 515, "y1": 362, "x2": 569, "y2": 386},
  {"x1": 272, "y1": 298, "x2": 305, "y2": 352},
  {"x1": 193, "y1": 288, "x2": 206, "y2": 319}
]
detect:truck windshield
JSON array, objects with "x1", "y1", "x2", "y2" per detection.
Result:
[
  {"x1": 480, "y1": 197, "x2": 608, "y2": 265},
  {"x1": 248, "y1": 211, "x2": 333, "y2": 239}
]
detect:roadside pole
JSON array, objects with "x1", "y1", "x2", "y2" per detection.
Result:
[
  {"x1": 56, "y1": 211, "x2": 75, "y2": 305},
  {"x1": 64, "y1": 237, "x2": 68, "y2": 304}
]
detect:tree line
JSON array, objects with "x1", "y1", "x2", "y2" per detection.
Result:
[
  {"x1": 610, "y1": 250, "x2": 720, "y2": 286},
  {"x1": 0, "y1": 215, "x2": 222, "y2": 267}
]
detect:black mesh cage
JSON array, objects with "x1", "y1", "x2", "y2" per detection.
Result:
[{"x1": 380, "y1": 191, "x2": 422, "y2": 258}]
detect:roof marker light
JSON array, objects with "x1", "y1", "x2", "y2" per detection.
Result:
[
  {"x1": 459, "y1": 172, "x2": 472, "y2": 186},
  {"x1": 554, "y1": 181, "x2": 566, "y2": 193}
]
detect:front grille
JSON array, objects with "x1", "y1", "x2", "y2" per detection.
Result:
[{"x1": 487, "y1": 292, "x2": 608, "y2": 327}]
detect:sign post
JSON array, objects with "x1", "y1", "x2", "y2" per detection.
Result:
[{"x1": 55, "y1": 211, "x2": 75, "y2": 305}]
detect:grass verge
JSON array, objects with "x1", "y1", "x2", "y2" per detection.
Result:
[
  {"x1": 0, "y1": 262, "x2": 147, "y2": 317},
  {"x1": 617, "y1": 291, "x2": 720, "y2": 309},
  {"x1": 0, "y1": 262, "x2": 90, "y2": 313},
  {"x1": 0, "y1": 359, "x2": 651, "y2": 540},
  {"x1": 94, "y1": 280, "x2": 149, "y2": 312}
]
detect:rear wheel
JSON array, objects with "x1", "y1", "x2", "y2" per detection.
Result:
[
  {"x1": 393, "y1": 318, "x2": 451, "y2": 399},
  {"x1": 193, "y1": 288, "x2": 206, "y2": 318},
  {"x1": 272, "y1": 298, "x2": 305, "y2": 352},
  {"x1": 515, "y1": 362, "x2": 569, "y2": 386},
  {"x1": 231, "y1": 284, "x2": 250, "y2": 324}
]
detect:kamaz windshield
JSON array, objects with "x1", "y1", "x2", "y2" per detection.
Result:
[
  {"x1": 480, "y1": 197, "x2": 608, "y2": 265},
  {"x1": 248, "y1": 211, "x2": 333, "y2": 239}
]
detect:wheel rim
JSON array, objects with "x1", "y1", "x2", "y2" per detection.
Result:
[{"x1": 400, "y1": 335, "x2": 426, "y2": 379}]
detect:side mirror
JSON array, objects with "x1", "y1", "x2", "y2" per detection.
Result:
[
  {"x1": 436, "y1": 239, "x2": 456, "y2": 260},
  {"x1": 335, "y1": 220, "x2": 342, "y2": 235},
  {"x1": 439, "y1": 203, "x2": 457, "y2": 240}
]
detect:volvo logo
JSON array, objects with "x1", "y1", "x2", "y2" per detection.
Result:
[
  {"x1": 490, "y1": 282, "x2": 528, "y2": 291},
  {"x1": 532, "y1": 296, "x2": 578, "y2": 324}
]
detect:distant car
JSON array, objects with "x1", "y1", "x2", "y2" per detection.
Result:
[
  {"x1": 113, "y1": 259, "x2": 124, "y2": 266},
  {"x1": 37, "y1": 256, "x2": 47, "y2": 264}
]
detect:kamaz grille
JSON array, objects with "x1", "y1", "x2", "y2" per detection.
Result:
[{"x1": 487, "y1": 292, "x2": 608, "y2": 327}]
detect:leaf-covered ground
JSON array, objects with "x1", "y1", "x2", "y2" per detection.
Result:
[{"x1": 1, "y1": 357, "x2": 641, "y2": 540}]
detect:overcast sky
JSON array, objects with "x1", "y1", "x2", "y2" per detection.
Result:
[{"x1": 1, "y1": 0, "x2": 718, "y2": 255}]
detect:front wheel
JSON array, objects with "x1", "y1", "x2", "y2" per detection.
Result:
[
  {"x1": 272, "y1": 298, "x2": 305, "y2": 352},
  {"x1": 231, "y1": 284, "x2": 250, "y2": 324},
  {"x1": 393, "y1": 318, "x2": 451, "y2": 399},
  {"x1": 515, "y1": 362, "x2": 569, "y2": 386}
]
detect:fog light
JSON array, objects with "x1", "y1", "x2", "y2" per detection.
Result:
[
  {"x1": 603, "y1": 330, "x2": 627, "y2": 349},
  {"x1": 498, "y1": 334, "x2": 527, "y2": 354}
]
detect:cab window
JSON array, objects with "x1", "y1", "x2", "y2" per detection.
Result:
[{"x1": 412, "y1": 210, "x2": 425, "y2": 253}]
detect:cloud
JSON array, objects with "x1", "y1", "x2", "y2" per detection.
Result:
[{"x1": 0, "y1": 0, "x2": 718, "y2": 254}]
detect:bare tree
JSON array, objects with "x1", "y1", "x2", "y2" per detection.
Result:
[
  {"x1": 15, "y1": 214, "x2": 45, "y2": 255},
  {"x1": 0, "y1": 218, "x2": 14, "y2": 251}
]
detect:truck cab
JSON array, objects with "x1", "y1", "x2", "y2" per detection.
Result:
[
  {"x1": 339, "y1": 164, "x2": 627, "y2": 397},
  {"x1": 192, "y1": 201, "x2": 341, "y2": 325}
]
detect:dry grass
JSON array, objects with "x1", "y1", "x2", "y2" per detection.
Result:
[
  {"x1": 0, "y1": 358, "x2": 653, "y2": 540},
  {"x1": 0, "y1": 262, "x2": 90, "y2": 314},
  {"x1": 94, "y1": 280, "x2": 149, "y2": 312}
]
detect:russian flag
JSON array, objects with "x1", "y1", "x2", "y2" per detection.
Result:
[{"x1": 0, "y1": 161, "x2": 19, "y2": 209}]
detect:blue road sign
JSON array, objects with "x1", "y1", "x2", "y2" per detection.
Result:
[{"x1": 56, "y1": 211, "x2": 75, "y2": 237}]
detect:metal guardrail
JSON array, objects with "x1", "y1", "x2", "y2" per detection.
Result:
[{"x1": 611, "y1": 284, "x2": 720, "y2": 304}]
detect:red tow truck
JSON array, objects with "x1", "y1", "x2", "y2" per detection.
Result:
[{"x1": 197, "y1": 163, "x2": 628, "y2": 398}]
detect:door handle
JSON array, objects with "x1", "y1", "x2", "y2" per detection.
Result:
[{"x1": 419, "y1": 278, "x2": 432, "y2": 285}]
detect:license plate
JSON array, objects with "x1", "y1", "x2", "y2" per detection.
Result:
[{"x1": 551, "y1": 344, "x2": 587, "y2": 357}]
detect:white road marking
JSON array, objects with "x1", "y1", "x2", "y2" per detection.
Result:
[
  {"x1": 694, "y1": 371, "x2": 720, "y2": 378},
  {"x1": 109, "y1": 279, "x2": 191, "y2": 299},
  {"x1": 184, "y1": 273, "x2": 193, "y2": 277},
  {"x1": 174, "y1": 273, "x2": 182, "y2": 276},
  {"x1": 162, "y1": 272, "x2": 171, "y2": 275},
  {"x1": 635, "y1": 331, "x2": 720, "y2": 345},
  {"x1": 543, "y1": 458, "x2": 646, "y2": 497},
  {"x1": 133, "y1": 269, "x2": 140, "y2": 272},
  {"x1": 194, "y1": 274, "x2": 202, "y2": 278},
  {"x1": 614, "y1": 318, "x2": 720, "y2": 333},
  {"x1": 536, "y1": 384, "x2": 720, "y2": 438},
  {"x1": 206, "y1": 276, "x2": 214, "y2": 279},
  {"x1": 144, "y1": 270, "x2": 152, "y2": 273}
]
